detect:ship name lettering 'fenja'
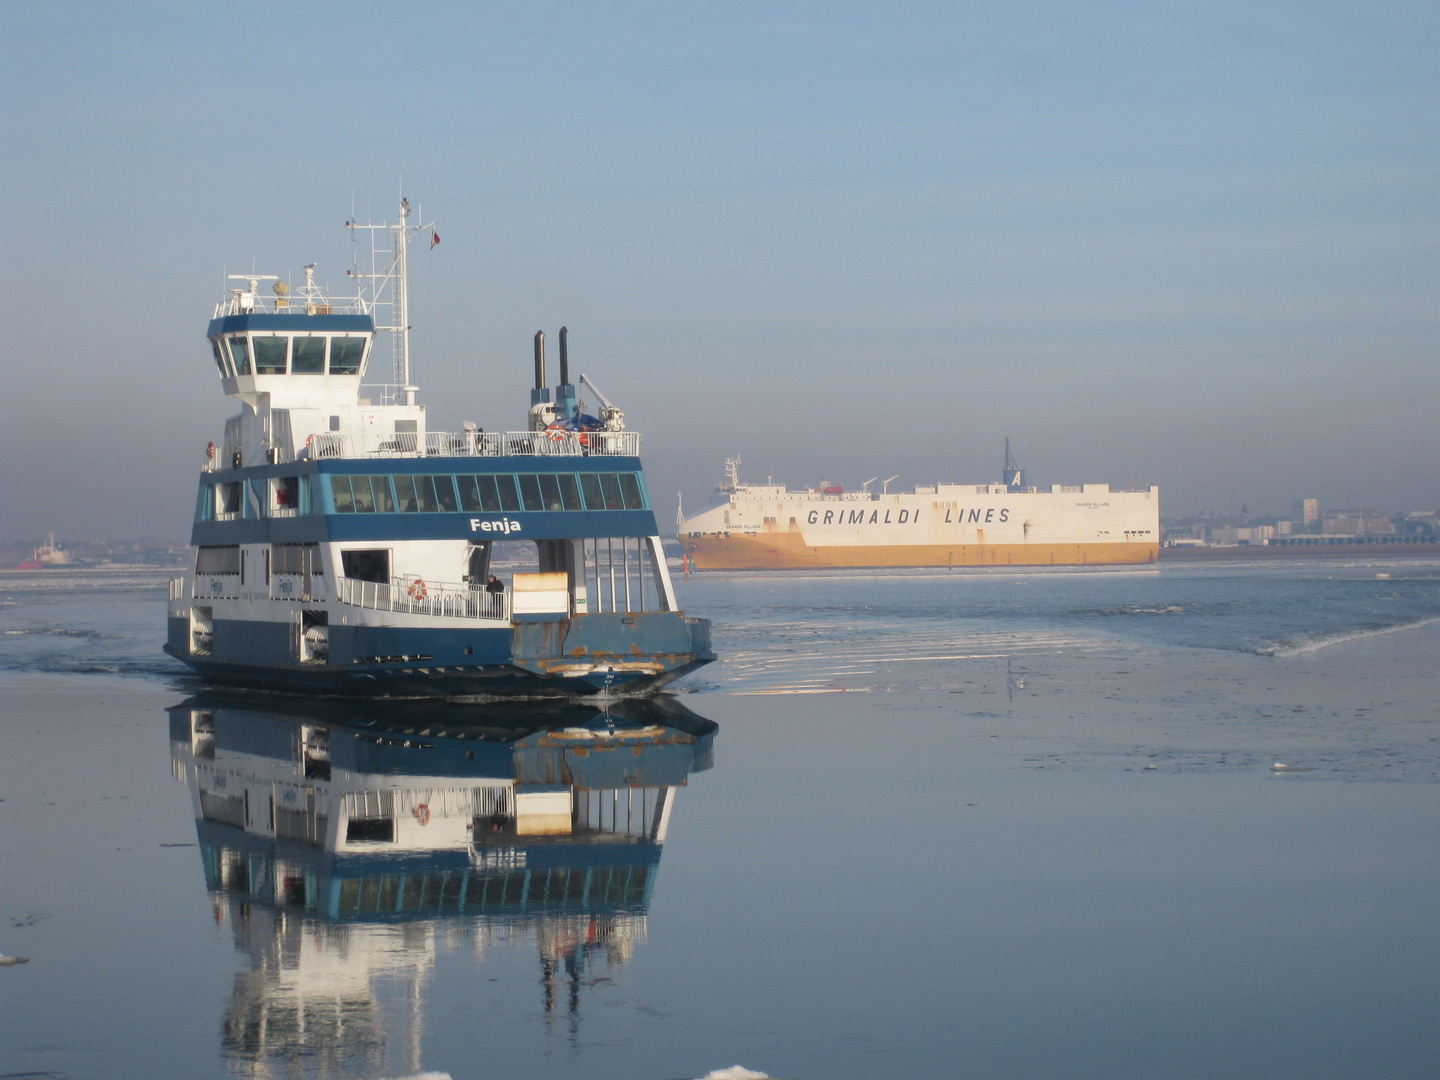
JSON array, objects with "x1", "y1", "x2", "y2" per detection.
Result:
[
  {"x1": 678, "y1": 442, "x2": 1158, "y2": 569},
  {"x1": 166, "y1": 198, "x2": 713, "y2": 696}
]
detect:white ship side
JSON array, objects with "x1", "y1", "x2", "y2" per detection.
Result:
[{"x1": 678, "y1": 453, "x2": 1158, "y2": 569}]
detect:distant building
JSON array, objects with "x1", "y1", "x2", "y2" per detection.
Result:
[
  {"x1": 1209, "y1": 525, "x2": 1274, "y2": 545},
  {"x1": 1274, "y1": 520, "x2": 1293, "y2": 535},
  {"x1": 1322, "y1": 513, "x2": 1394, "y2": 536},
  {"x1": 1291, "y1": 498, "x2": 1319, "y2": 525}
]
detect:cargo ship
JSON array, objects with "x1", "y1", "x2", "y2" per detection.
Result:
[{"x1": 677, "y1": 445, "x2": 1158, "y2": 569}]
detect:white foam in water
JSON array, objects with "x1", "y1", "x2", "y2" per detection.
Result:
[
  {"x1": 1257, "y1": 615, "x2": 1440, "y2": 658},
  {"x1": 696, "y1": 1068, "x2": 771, "y2": 1080}
]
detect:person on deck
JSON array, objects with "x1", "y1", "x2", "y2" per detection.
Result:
[{"x1": 485, "y1": 575, "x2": 504, "y2": 594}]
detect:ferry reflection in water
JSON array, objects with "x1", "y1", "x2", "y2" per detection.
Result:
[{"x1": 167, "y1": 692, "x2": 716, "y2": 1075}]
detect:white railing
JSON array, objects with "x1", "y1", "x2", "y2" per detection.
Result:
[
  {"x1": 336, "y1": 576, "x2": 511, "y2": 621},
  {"x1": 294, "y1": 429, "x2": 642, "y2": 460},
  {"x1": 169, "y1": 576, "x2": 185, "y2": 600}
]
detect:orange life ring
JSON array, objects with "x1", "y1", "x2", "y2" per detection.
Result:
[
  {"x1": 206, "y1": 441, "x2": 215, "y2": 460},
  {"x1": 544, "y1": 424, "x2": 568, "y2": 443},
  {"x1": 409, "y1": 579, "x2": 428, "y2": 600},
  {"x1": 413, "y1": 803, "x2": 430, "y2": 826}
]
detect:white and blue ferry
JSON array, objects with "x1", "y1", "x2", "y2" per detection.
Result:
[{"x1": 166, "y1": 199, "x2": 713, "y2": 697}]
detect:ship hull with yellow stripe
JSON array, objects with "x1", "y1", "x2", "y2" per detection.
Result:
[
  {"x1": 680, "y1": 534, "x2": 1158, "y2": 569},
  {"x1": 678, "y1": 481, "x2": 1159, "y2": 570}
]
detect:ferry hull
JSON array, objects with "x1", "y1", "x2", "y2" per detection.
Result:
[
  {"x1": 165, "y1": 611, "x2": 713, "y2": 699},
  {"x1": 683, "y1": 535, "x2": 1159, "y2": 570}
]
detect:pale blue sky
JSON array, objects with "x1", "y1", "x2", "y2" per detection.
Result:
[{"x1": 2, "y1": 2, "x2": 1437, "y2": 537}]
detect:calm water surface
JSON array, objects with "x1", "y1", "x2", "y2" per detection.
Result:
[{"x1": 1, "y1": 562, "x2": 1438, "y2": 1078}]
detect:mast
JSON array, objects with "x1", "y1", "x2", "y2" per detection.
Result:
[{"x1": 346, "y1": 195, "x2": 435, "y2": 405}]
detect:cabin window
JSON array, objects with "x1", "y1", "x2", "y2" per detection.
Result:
[
  {"x1": 341, "y1": 549, "x2": 389, "y2": 583},
  {"x1": 599, "y1": 473, "x2": 624, "y2": 510},
  {"x1": 196, "y1": 545, "x2": 241, "y2": 575},
  {"x1": 228, "y1": 335, "x2": 251, "y2": 375},
  {"x1": 494, "y1": 474, "x2": 521, "y2": 512},
  {"x1": 292, "y1": 336, "x2": 326, "y2": 374},
  {"x1": 518, "y1": 474, "x2": 544, "y2": 512},
  {"x1": 209, "y1": 339, "x2": 228, "y2": 377},
  {"x1": 456, "y1": 475, "x2": 482, "y2": 512},
  {"x1": 329, "y1": 336, "x2": 365, "y2": 375},
  {"x1": 538, "y1": 475, "x2": 564, "y2": 511},
  {"x1": 272, "y1": 476, "x2": 300, "y2": 513},
  {"x1": 216, "y1": 482, "x2": 242, "y2": 518},
  {"x1": 557, "y1": 474, "x2": 582, "y2": 510},
  {"x1": 349, "y1": 475, "x2": 375, "y2": 512},
  {"x1": 393, "y1": 475, "x2": 419, "y2": 512},
  {"x1": 619, "y1": 473, "x2": 646, "y2": 509},
  {"x1": 331, "y1": 475, "x2": 355, "y2": 513},
  {"x1": 579, "y1": 473, "x2": 603, "y2": 510},
  {"x1": 253, "y1": 335, "x2": 288, "y2": 374},
  {"x1": 369, "y1": 475, "x2": 394, "y2": 513},
  {"x1": 474, "y1": 475, "x2": 502, "y2": 512},
  {"x1": 413, "y1": 475, "x2": 439, "y2": 513},
  {"x1": 272, "y1": 543, "x2": 318, "y2": 575},
  {"x1": 433, "y1": 475, "x2": 458, "y2": 512}
]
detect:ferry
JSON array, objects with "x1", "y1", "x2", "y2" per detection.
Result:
[
  {"x1": 166, "y1": 199, "x2": 713, "y2": 697},
  {"x1": 678, "y1": 445, "x2": 1159, "y2": 569}
]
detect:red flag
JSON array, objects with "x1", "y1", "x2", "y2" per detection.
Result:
[{"x1": 430, "y1": 230, "x2": 440, "y2": 249}]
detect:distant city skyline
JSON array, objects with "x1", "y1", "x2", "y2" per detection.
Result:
[{"x1": 2, "y1": 2, "x2": 1437, "y2": 538}]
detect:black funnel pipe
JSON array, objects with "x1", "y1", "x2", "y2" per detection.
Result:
[
  {"x1": 533, "y1": 331, "x2": 546, "y2": 389},
  {"x1": 559, "y1": 326, "x2": 569, "y2": 385}
]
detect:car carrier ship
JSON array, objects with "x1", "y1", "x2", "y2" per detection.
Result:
[
  {"x1": 678, "y1": 444, "x2": 1159, "y2": 569},
  {"x1": 165, "y1": 198, "x2": 712, "y2": 697}
]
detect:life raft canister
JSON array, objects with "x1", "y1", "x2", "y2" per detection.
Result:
[{"x1": 409, "y1": 579, "x2": 428, "y2": 601}]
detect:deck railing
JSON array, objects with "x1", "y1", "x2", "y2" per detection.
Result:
[
  {"x1": 201, "y1": 430, "x2": 641, "y2": 470},
  {"x1": 303, "y1": 429, "x2": 641, "y2": 460},
  {"x1": 336, "y1": 575, "x2": 511, "y2": 621}
]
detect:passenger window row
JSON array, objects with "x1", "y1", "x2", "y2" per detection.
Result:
[{"x1": 331, "y1": 472, "x2": 647, "y2": 514}]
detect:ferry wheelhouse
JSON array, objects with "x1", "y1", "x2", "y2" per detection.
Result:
[{"x1": 166, "y1": 200, "x2": 712, "y2": 697}]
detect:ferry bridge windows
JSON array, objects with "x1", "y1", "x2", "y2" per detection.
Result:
[
  {"x1": 227, "y1": 335, "x2": 251, "y2": 375},
  {"x1": 209, "y1": 339, "x2": 228, "y2": 377},
  {"x1": 329, "y1": 336, "x2": 365, "y2": 375},
  {"x1": 253, "y1": 334, "x2": 288, "y2": 375},
  {"x1": 291, "y1": 335, "x2": 326, "y2": 374}
]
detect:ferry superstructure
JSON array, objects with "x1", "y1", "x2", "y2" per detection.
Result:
[
  {"x1": 166, "y1": 199, "x2": 712, "y2": 696},
  {"x1": 678, "y1": 448, "x2": 1159, "y2": 569}
]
